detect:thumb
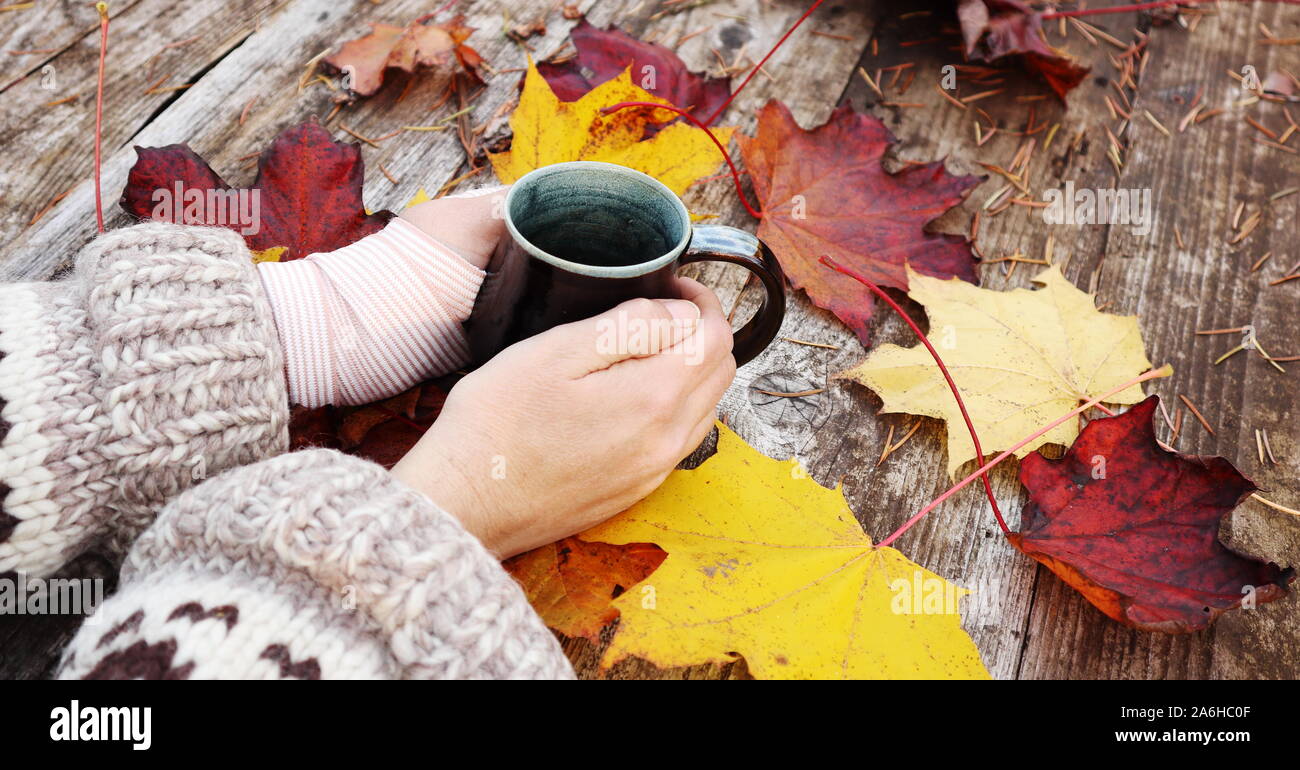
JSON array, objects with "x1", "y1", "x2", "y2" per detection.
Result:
[{"x1": 543, "y1": 297, "x2": 702, "y2": 376}]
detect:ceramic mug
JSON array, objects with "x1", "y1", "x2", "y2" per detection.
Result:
[{"x1": 465, "y1": 161, "x2": 786, "y2": 366}]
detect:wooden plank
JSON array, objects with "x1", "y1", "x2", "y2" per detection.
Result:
[
  {"x1": 0, "y1": 0, "x2": 286, "y2": 254},
  {"x1": 0, "y1": 0, "x2": 613, "y2": 678},
  {"x1": 613, "y1": 0, "x2": 1068, "y2": 680},
  {"x1": 0, "y1": 554, "x2": 117, "y2": 679},
  {"x1": 3, "y1": 0, "x2": 828, "y2": 679},
  {"x1": 819, "y1": 6, "x2": 1142, "y2": 681},
  {"x1": 0, "y1": 0, "x2": 147, "y2": 87},
  {"x1": 823, "y1": 4, "x2": 1297, "y2": 681},
  {"x1": 1018, "y1": 1, "x2": 1300, "y2": 680},
  {"x1": 574, "y1": 1, "x2": 1298, "y2": 680},
  {"x1": 832, "y1": 4, "x2": 1297, "y2": 680},
  {"x1": 550, "y1": 0, "x2": 901, "y2": 679}
]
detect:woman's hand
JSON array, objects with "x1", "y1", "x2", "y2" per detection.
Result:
[
  {"x1": 391, "y1": 277, "x2": 736, "y2": 558},
  {"x1": 398, "y1": 188, "x2": 506, "y2": 270}
]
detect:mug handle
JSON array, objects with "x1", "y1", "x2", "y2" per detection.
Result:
[{"x1": 678, "y1": 225, "x2": 786, "y2": 367}]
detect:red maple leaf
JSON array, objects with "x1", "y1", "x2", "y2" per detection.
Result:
[
  {"x1": 289, "y1": 382, "x2": 446, "y2": 469},
  {"x1": 1011, "y1": 396, "x2": 1293, "y2": 633},
  {"x1": 122, "y1": 121, "x2": 390, "y2": 260},
  {"x1": 955, "y1": 0, "x2": 1089, "y2": 101},
  {"x1": 736, "y1": 100, "x2": 980, "y2": 345},
  {"x1": 121, "y1": 122, "x2": 393, "y2": 261},
  {"x1": 537, "y1": 18, "x2": 731, "y2": 123}
]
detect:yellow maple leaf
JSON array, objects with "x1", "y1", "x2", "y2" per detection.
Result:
[
  {"x1": 489, "y1": 62, "x2": 735, "y2": 197},
  {"x1": 839, "y1": 265, "x2": 1156, "y2": 477},
  {"x1": 250, "y1": 246, "x2": 285, "y2": 263},
  {"x1": 581, "y1": 423, "x2": 990, "y2": 680},
  {"x1": 405, "y1": 187, "x2": 431, "y2": 207}
]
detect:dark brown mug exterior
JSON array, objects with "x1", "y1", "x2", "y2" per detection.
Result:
[{"x1": 465, "y1": 162, "x2": 786, "y2": 367}]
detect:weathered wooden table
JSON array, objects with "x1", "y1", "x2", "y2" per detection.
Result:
[{"x1": 2, "y1": 0, "x2": 1297, "y2": 679}]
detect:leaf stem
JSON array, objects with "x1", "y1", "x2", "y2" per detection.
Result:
[
  {"x1": 94, "y1": 2, "x2": 109, "y2": 233},
  {"x1": 702, "y1": 0, "x2": 827, "y2": 126},
  {"x1": 820, "y1": 256, "x2": 1009, "y2": 536},
  {"x1": 878, "y1": 366, "x2": 1173, "y2": 549},
  {"x1": 600, "y1": 0, "x2": 833, "y2": 219},
  {"x1": 371, "y1": 404, "x2": 431, "y2": 432},
  {"x1": 415, "y1": 0, "x2": 459, "y2": 24},
  {"x1": 601, "y1": 101, "x2": 763, "y2": 218}
]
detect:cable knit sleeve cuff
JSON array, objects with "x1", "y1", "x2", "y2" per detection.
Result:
[
  {"x1": 0, "y1": 223, "x2": 289, "y2": 577},
  {"x1": 257, "y1": 219, "x2": 487, "y2": 408},
  {"x1": 62, "y1": 449, "x2": 574, "y2": 679}
]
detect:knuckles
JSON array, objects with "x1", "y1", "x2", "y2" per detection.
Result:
[
  {"x1": 620, "y1": 297, "x2": 672, "y2": 325},
  {"x1": 694, "y1": 314, "x2": 735, "y2": 365}
]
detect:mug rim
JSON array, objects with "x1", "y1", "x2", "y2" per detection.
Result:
[{"x1": 502, "y1": 161, "x2": 693, "y2": 279}]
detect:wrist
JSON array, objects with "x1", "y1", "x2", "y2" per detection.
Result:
[{"x1": 391, "y1": 431, "x2": 511, "y2": 558}]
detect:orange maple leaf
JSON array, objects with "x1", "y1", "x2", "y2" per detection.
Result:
[{"x1": 323, "y1": 15, "x2": 483, "y2": 97}]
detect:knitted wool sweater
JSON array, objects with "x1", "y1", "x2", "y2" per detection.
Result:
[{"x1": 0, "y1": 223, "x2": 574, "y2": 680}]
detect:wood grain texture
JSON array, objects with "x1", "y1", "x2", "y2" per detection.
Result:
[
  {"x1": 0, "y1": 0, "x2": 286, "y2": 248},
  {"x1": 0, "y1": 0, "x2": 146, "y2": 87},
  {"x1": 1021, "y1": 2, "x2": 1300, "y2": 681},
  {"x1": 820, "y1": 1, "x2": 1300, "y2": 681},
  {"x1": 0, "y1": 0, "x2": 1295, "y2": 680}
]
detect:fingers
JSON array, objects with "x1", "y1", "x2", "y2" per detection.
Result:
[
  {"x1": 668, "y1": 354, "x2": 735, "y2": 456},
  {"x1": 538, "y1": 296, "x2": 704, "y2": 377},
  {"x1": 683, "y1": 350, "x2": 737, "y2": 417},
  {"x1": 666, "y1": 277, "x2": 733, "y2": 364},
  {"x1": 514, "y1": 279, "x2": 731, "y2": 387},
  {"x1": 670, "y1": 276, "x2": 725, "y2": 320},
  {"x1": 611, "y1": 280, "x2": 733, "y2": 389},
  {"x1": 596, "y1": 313, "x2": 734, "y2": 457}
]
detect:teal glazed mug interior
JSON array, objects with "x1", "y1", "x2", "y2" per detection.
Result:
[{"x1": 465, "y1": 161, "x2": 786, "y2": 366}]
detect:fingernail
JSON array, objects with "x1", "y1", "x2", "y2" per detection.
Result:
[{"x1": 658, "y1": 299, "x2": 701, "y2": 322}]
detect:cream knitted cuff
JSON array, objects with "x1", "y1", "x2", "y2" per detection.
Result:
[
  {"x1": 59, "y1": 449, "x2": 575, "y2": 679},
  {"x1": 0, "y1": 223, "x2": 288, "y2": 577}
]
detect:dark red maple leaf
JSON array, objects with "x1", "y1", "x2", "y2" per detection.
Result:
[
  {"x1": 736, "y1": 100, "x2": 980, "y2": 345},
  {"x1": 346, "y1": 383, "x2": 447, "y2": 469},
  {"x1": 1011, "y1": 396, "x2": 1293, "y2": 633},
  {"x1": 537, "y1": 18, "x2": 731, "y2": 122},
  {"x1": 291, "y1": 382, "x2": 447, "y2": 469},
  {"x1": 955, "y1": 0, "x2": 1089, "y2": 101},
  {"x1": 121, "y1": 121, "x2": 392, "y2": 261}
]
